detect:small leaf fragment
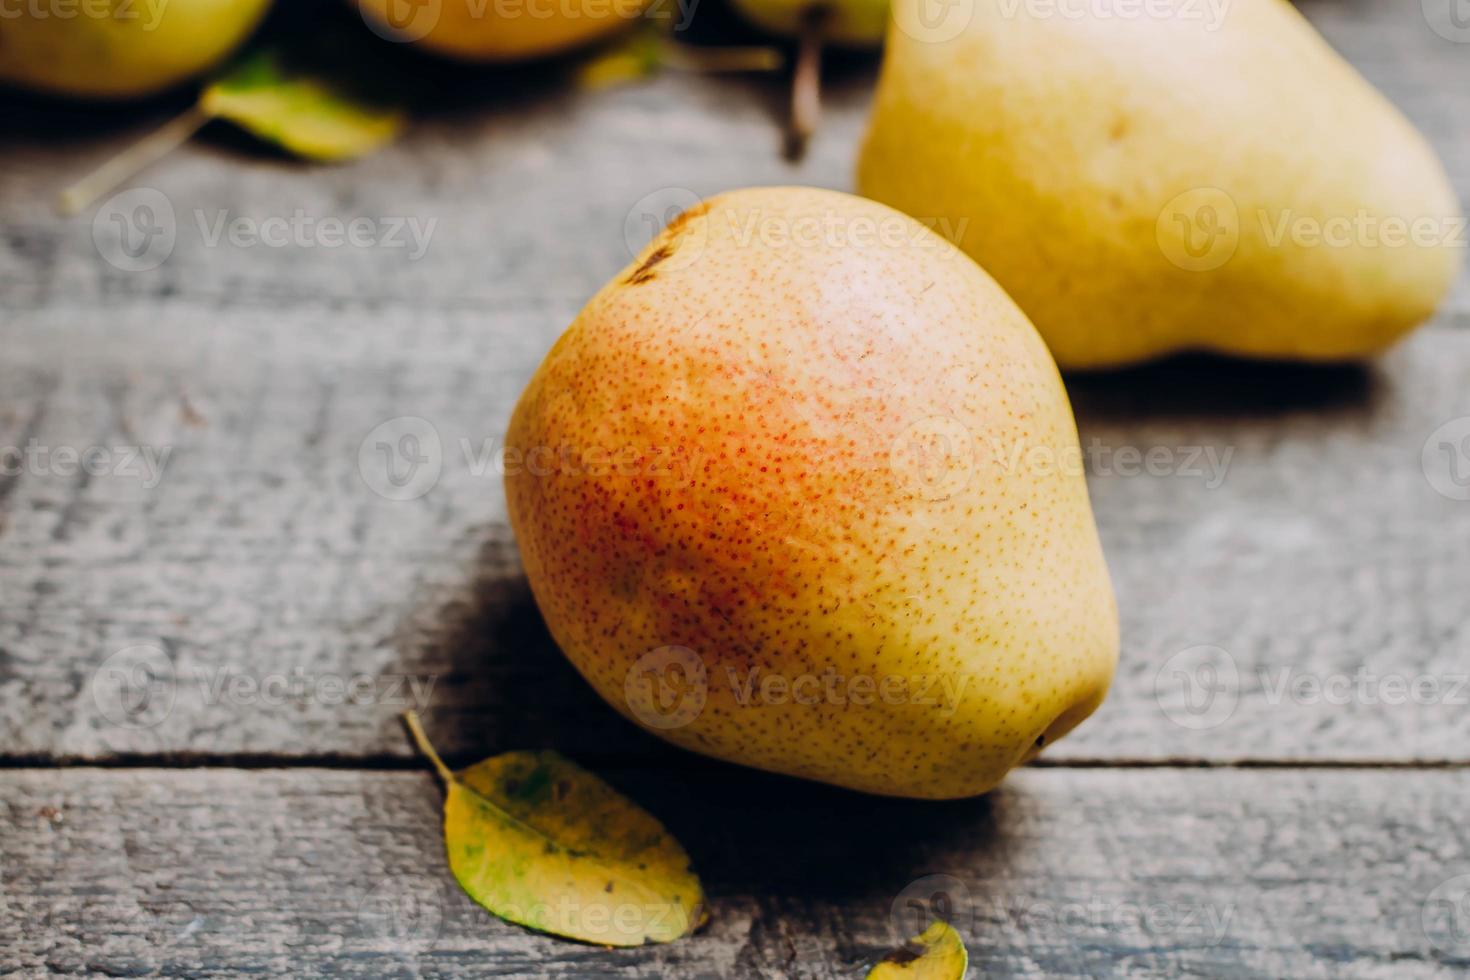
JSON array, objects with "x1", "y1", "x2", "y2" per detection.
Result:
[
  {"x1": 867, "y1": 920, "x2": 969, "y2": 979},
  {"x1": 403, "y1": 711, "x2": 704, "y2": 947},
  {"x1": 201, "y1": 48, "x2": 405, "y2": 161}
]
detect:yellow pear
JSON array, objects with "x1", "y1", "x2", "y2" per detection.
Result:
[
  {"x1": 857, "y1": 0, "x2": 1462, "y2": 369},
  {"x1": 356, "y1": 0, "x2": 649, "y2": 61},
  {"x1": 504, "y1": 187, "x2": 1117, "y2": 799},
  {"x1": 0, "y1": 0, "x2": 272, "y2": 100}
]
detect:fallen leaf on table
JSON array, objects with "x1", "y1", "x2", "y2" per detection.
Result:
[
  {"x1": 867, "y1": 920, "x2": 969, "y2": 979},
  {"x1": 201, "y1": 48, "x2": 405, "y2": 162},
  {"x1": 58, "y1": 19, "x2": 415, "y2": 214},
  {"x1": 403, "y1": 711, "x2": 705, "y2": 946}
]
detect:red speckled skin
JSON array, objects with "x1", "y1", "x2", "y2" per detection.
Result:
[{"x1": 505, "y1": 187, "x2": 1117, "y2": 799}]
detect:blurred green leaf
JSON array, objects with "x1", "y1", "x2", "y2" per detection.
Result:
[{"x1": 201, "y1": 48, "x2": 405, "y2": 161}]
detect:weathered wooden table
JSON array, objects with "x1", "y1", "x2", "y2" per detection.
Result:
[{"x1": 3, "y1": 0, "x2": 1469, "y2": 975}]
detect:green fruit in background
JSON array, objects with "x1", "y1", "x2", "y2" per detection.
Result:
[
  {"x1": 0, "y1": 0, "x2": 273, "y2": 100},
  {"x1": 857, "y1": 0, "x2": 1461, "y2": 369},
  {"x1": 356, "y1": 0, "x2": 653, "y2": 62},
  {"x1": 504, "y1": 187, "x2": 1118, "y2": 799},
  {"x1": 729, "y1": 0, "x2": 888, "y2": 47}
]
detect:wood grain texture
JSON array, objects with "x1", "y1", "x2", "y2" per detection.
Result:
[
  {"x1": 1, "y1": 317, "x2": 1466, "y2": 765},
  {"x1": 0, "y1": 0, "x2": 1466, "y2": 767},
  {"x1": 4, "y1": 766, "x2": 1470, "y2": 978}
]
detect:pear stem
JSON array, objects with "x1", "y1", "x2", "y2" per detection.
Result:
[
  {"x1": 661, "y1": 40, "x2": 785, "y2": 73},
  {"x1": 786, "y1": 6, "x2": 827, "y2": 160},
  {"x1": 402, "y1": 710, "x2": 454, "y2": 785},
  {"x1": 57, "y1": 105, "x2": 211, "y2": 216}
]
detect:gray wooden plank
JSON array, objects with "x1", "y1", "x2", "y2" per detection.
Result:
[
  {"x1": 3, "y1": 766, "x2": 1468, "y2": 978},
  {"x1": 1, "y1": 309, "x2": 1466, "y2": 765},
  {"x1": 0, "y1": 0, "x2": 1467, "y2": 766}
]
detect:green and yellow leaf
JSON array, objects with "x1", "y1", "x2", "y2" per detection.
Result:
[
  {"x1": 201, "y1": 49, "x2": 404, "y2": 162},
  {"x1": 867, "y1": 920, "x2": 969, "y2": 979},
  {"x1": 404, "y1": 711, "x2": 704, "y2": 947}
]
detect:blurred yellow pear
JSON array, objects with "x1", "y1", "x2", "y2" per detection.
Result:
[
  {"x1": 356, "y1": 0, "x2": 652, "y2": 62},
  {"x1": 857, "y1": 0, "x2": 1462, "y2": 368},
  {"x1": 0, "y1": 0, "x2": 272, "y2": 100}
]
